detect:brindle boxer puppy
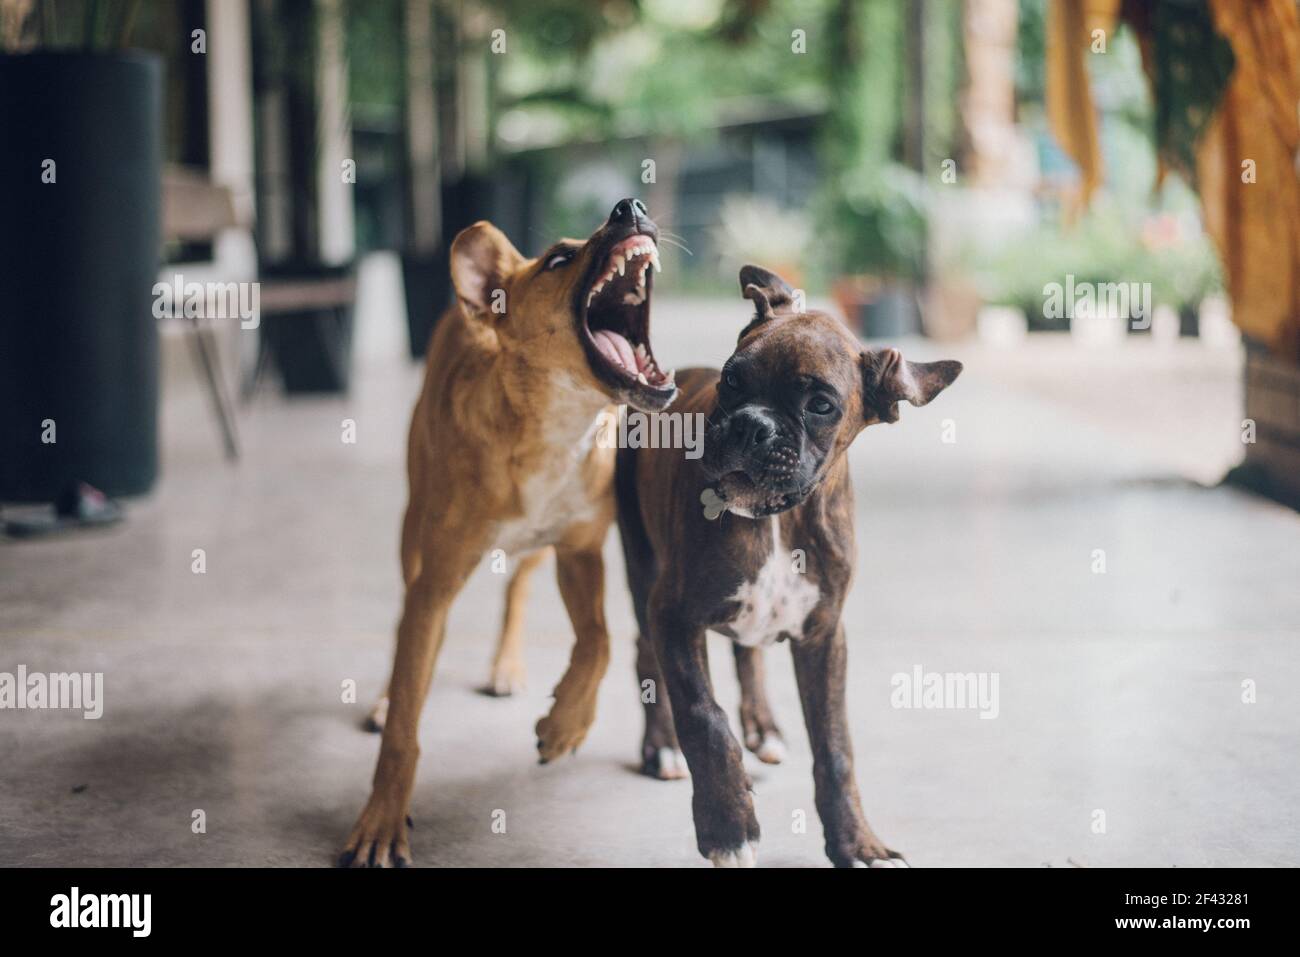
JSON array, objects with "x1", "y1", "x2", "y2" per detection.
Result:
[
  {"x1": 341, "y1": 200, "x2": 677, "y2": 867},
  {"x1": 615, "y1": 265, "x2": 961, "y2": 867}
]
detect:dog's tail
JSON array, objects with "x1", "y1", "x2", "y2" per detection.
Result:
[{"x1": 614, "y1": 442, "x2": 656, "y2": 639}]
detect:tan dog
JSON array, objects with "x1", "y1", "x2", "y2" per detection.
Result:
[{"x1": 341, "y1": 199, "x2": 675, "y2": 867}]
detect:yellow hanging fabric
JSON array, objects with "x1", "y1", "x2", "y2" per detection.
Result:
[
  {"x1": 1045, "y1": 0, "x2": 1122, "y2": 214},
  {"x1": 1196, "y1": 0, "x2": 1300, "y2": 359}
]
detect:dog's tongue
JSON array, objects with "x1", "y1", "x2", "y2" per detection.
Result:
[{"x1": 593, "y1": 329, "x2": 636, "y2": 372}]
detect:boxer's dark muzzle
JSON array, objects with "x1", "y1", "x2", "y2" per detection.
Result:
[{"x1": 702, "y1": 404, "x2": 823, "y2": 516}]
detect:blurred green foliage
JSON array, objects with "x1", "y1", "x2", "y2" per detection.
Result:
[
  {"x1": 336, "y1": 0, "x2": 1220, "y2": 304},
  {"x1": 1016, "y1": 0, "x2": 1046, "y2": 103},
  {"x1": 963, "y1": 198, "x2": 1222, "y2": 321},
  {"x1": 492, "y1": 0, "x2": 832, "y2": 144},
  {"x1": 829, "y1": 162, "x2": 929, "y2": 282},
  {"x1": 346, "y1": 0, "x2": 403, "y2": 109}
]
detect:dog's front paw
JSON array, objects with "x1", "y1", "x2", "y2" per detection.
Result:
[
  {"x1": 851, "y1": 851, "x2": 909, "y2": 868},
  {"x1": 836, "y1": 831, "x2": 907, "y2": 868},
  {"x1": 695, "y1": 793, "x2": 761, "y2": 866},
  {"x1": 709, "y1": 841, "x2": 759, "y2": 868},
  {"x1": 338, "y1": 796, "x2": 413, "y2": 868},
  {"x1": 535, "y1": 705, "x2": 594, "y2": 763}
]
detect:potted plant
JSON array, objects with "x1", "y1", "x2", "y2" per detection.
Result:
[
  {"x1": 0, "y1": 1, "x2": 163, "y2": 500},
  {"x1": 1143, "y1": 219, "x2": 1224, "y2": 337},
  {"x1": 828, "y1": 163, "x2": 928, "y2": 338}
]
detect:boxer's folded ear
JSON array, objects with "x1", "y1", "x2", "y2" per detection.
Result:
[
  {"x1": 739, "y1": 264, "x2": 796, "y2": 323},
  {"x1": 451, "y1": 221, "x2": 525, "y2": 317},
  {"x1": 863, "y1": 347, "x2": 962, "y2": 423}
]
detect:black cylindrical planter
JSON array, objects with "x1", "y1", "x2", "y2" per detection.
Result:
[
  {"x1": 260, "y1": 261, "x2": 357, "y2": 394},
  {"x1": 400, "y1": 248, "x2": 450, "y2": 359},
  {"x1": 0, "y1": 52, "x2": 163, "y2": 502}
]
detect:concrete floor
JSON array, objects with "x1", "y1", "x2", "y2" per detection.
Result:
[{"x1": 2, "y1": 290, "x2": 1298, "y2": 867}]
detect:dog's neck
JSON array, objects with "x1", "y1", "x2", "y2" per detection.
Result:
[{"x1": 477, "y1": 314, "x2": 611, "y2": 446}]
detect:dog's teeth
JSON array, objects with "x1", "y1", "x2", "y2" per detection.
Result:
[
  {"x1": 616, "y1": 258, "x2": 626, "y2": 276},
  {"x1": 651, "y1": 250, "x2": 661, "y2": 272},
  {"x1": 636, "y1": 372, "x2": 649, "y2": 385}
]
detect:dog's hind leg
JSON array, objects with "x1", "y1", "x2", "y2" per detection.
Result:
[
  {"x1": 615, "y1": 445, "x2": 686, "y2": 780},
  {"x1": 734, "y1": 645, "x2": 785, "y2": 764},
  {"x1": 636, "y1": 632, "x2": 688, "y2": 780},
  {"x1": 535, "y1": 543, "x2": 612, "y2": 762},
  {"x1": 363, "y1": 495, "x2": 426, "y2": 733},
  {"x1": 483, "y1": 548, "x2": 547, "y2": 696}
]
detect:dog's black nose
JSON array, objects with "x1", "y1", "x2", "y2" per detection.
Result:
[
  {"x1": 728, "y1": 408, "x2": 778, "y2": 454},
  {"x1": 609, "y1": 198, "x2": 648, "y2": 226}
]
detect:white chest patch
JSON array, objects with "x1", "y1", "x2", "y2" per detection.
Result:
[
  {"x1": 720, "y1": 516, "x2": 821, "y2": 647},
  {"x1": 493, "y1": 380, "x2": 607, "y2": 556}
]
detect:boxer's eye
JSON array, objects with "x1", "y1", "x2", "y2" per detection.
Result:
[
  {"x1": 724, "y1": 372, "x2": 740, "y2": 390},
  {"x1": 807, "y1": 395, "x2": 835, "y2": 415},
  {"x1": 544, "y1": 250, "x2": 574, "y2": 270}
]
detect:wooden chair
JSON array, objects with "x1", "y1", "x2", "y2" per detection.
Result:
[
  {"x1": 161, "y1": 166, "x2": 359, "y2": 458},
  {"x1": 162, "y1": 165, "x2": 244, "y2": 460}
]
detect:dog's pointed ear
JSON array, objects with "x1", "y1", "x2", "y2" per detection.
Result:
[
  {"x1": 863, "y1": 348, "x2": 962, "y2": 423},
  {"x1": 451, "y1": 221, "x2": 524, "y2": 317},
  {"x1": 739, "y1": 264, "x2": 796, "y2": 322}
]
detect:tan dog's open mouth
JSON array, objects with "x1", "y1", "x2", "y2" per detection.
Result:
[{"x1": 578, "y1": 234, "x2": 676, "y2": 410}]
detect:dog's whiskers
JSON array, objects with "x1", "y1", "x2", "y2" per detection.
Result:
[{"x1": 656, "y1": 235, "x2": 693, "y2": 256}]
